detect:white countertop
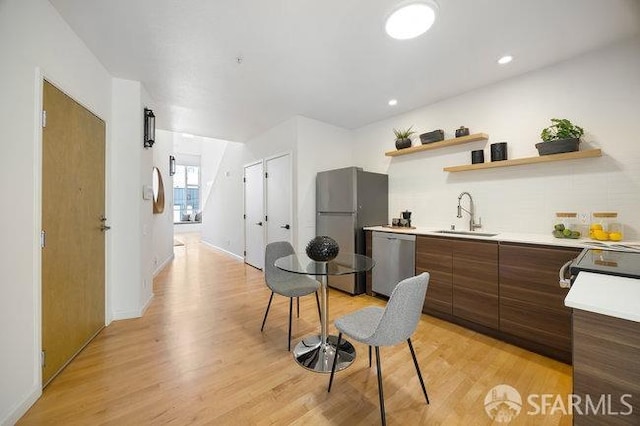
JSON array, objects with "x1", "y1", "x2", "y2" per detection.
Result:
[
  {"x1": 364, "y1": 225, "x2": 640, "y2": 250},
  {"x1": 565, "y1": 271, "x2": 640, "y2": 322}
]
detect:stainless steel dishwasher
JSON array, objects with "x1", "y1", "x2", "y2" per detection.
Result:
[{"x1": 372, "y1": 231, "x2": 416, "y2": 296}]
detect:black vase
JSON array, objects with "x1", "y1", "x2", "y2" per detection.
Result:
[
  {"x1": 471, "y1": 149, "x2": 484, "y2": 164},
  {"x1": 395, "y1": 138, "x2": 412, "y2": 149},
  {"x1": 490, "y1": 142, "x2": 508, "y2": 161},
  {"x1": 305, "y1": 236, "x2": 339, "y2": 262}
]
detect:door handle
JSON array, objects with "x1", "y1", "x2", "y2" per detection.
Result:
[
  {"x1": 100, "y1": 225, "x2": 111, "y2": 232},
  {"x1": 99, "y1": 215, "x2": 107, "y2": 222},
  {"x1": 255, "y1": 222, "x2": 263, "y2": 226},
  {"x1": 280, "y1": 224, "x2": 290, "y2": 229}
]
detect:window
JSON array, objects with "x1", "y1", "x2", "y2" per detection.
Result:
[{"x1": 173, "y1": 164, "x2": 201, "y2": 223}]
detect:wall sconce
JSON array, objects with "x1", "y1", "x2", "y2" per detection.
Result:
[
  {"x1": 143, "y1": 108, "x2": 155, "y2": 148},
  {"x1": 169, "y1": 155, "x2": 176, "y2": 176}
]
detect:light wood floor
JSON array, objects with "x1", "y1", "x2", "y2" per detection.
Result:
[{"x1": 20, "y1": 234, "x2": 572, "y2": 425}]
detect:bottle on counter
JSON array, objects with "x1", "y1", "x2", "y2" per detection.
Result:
[{"x1": 590, "y1": 212, "x2": 623, "y2": 241}]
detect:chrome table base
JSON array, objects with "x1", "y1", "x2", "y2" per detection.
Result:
[{"x1": 293, "y1": 334, "x2": 356, "y2": 373}]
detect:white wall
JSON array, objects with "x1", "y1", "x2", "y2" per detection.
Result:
[
  {"x1": 295, "y1": 116, "x2": 354, "y2": 252},
  {"x1": 152, "y1": 130, "x2": 175, "y2": 274},
  {"x1": 352, "y1": 37, "x2": 640, "y2": 239},
  {"x1": 200, "y1": 141, "x2": 246, "y2": 255},
  {"x1": 201, "y1": 116, "x2": 354, "y2": 257},
  {"x1": 0, "y1": 0, "x2": 113, "y2": 423},
  {"x1": 0, "y1": 2, "x2": 156, "y2": 422},
  {"x1": 110, "y1": 79, "x2": 145, "y2": 319}
]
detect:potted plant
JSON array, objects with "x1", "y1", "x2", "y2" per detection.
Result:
[
  {"x1": 394, "y1": 126, "x2": 415, "y2": 150},
  {"x1": 535, "y1": 118, "x2": 584, "y2": 156}
]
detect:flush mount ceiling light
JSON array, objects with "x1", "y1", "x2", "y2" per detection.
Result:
[
  {"x1": 498, "y1": 55, "x2": 513, "y2": 65},
  {"x1": 388, "y1": 99, "x2": 398, "y2": 106},
  {"x1": 385, "y1": 1, "x2": 437, "y2": 40}
]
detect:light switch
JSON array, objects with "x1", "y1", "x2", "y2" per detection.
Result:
[{"x1": 142, "y1": 185, "x2": 154, "y2": 200}]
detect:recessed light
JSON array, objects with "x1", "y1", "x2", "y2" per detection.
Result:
[
  {"x1": 498, "y1": 55, "x2": 513, "y2": 65},
  {"x1": 385, "y1": 2, "x2": 437, "y2": 40},
  {"x1": 388, "y1": 99, "x2": 398, "y2": 106},
  {"x1": 182, "y1": 133, "x2": 194, "y2": 139}
]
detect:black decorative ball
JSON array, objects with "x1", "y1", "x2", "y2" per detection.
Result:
[{"x1": 305, "y1": 236, "x2": 339, "y2": 262}]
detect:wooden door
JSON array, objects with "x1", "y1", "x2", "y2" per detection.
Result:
[
  {"x1": 265, "y1": 153, "x2": 292, "y2": 245},
  {"x1": 42, "y1": 81, "x2": 106, "y2": 386},
  {"x1": 244, "y1": 161, "x2": 264, "y2": 269}
]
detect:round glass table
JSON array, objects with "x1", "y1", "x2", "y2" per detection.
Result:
[{"x1": 275, "y1": 253, "x2": 375, "y2": 373}]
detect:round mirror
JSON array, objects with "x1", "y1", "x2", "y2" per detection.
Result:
[{"x1": 152, "y1": 167, "x2": 165, "y2": 214}]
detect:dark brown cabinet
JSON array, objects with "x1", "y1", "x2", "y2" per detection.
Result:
[
  {"x1": 452, "y1": 240, "x2": 499, "y2": 329},
  {"x1": 378, "y1": 232, "x2": 582, "y2": 363},
  {"x1": 416, "y1": 236, "x2": 453, "y2": 316},
  {"x1": 416, "y1": 236, "x2": 498, "y2": 328},
  {"x1": 499, "y1": 243, "x2": 580, "y2": 362},
  {"x1": 572, "y1": 310, "x2": 640, "y2": 424}
]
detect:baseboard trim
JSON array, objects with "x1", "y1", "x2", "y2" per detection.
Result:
[
  {"x1": 2, "y1": 386, "x2": 41, "y2": 426},
  {"x1": 200, "y1": 240, "x2": 244, "y2": 262},
  {"x1": 153, "y1": 253, "x2": 174, "y2": 277},
  {"x1": 140, "y1": 293, "x2": 154, "y2": 316}
]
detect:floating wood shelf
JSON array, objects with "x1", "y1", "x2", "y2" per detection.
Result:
[
  {"x1": 385, "y1": 133, "x2": 489, "y2": 157},
  {"x1": 443, "y1": 149, "x2": 602, "y2": 172}
]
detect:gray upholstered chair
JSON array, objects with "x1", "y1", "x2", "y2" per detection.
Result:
[
  {"x1": 328, "y1": 272, "x2": 430, "y2": 425},
  {"x1": 261, "y1": 241, "x2": 321, "y2": 351}
]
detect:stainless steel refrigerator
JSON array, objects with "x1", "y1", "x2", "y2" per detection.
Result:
[{"x1": 316, "y1": 167, "x2": 388, "y2": 294}]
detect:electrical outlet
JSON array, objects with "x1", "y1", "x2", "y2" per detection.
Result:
[{"x1": 578, "y1": 212, "x2": 590, "y2": 224}]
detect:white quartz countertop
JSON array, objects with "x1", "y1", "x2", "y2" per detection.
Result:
[
  {"x1": 364, "y1": 225, "x2": 640, "y2": 250},
  {"x1": 565, "y1": 271, "x2": 640, "y2": 322}
]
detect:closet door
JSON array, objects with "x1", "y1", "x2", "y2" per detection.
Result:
[
  {"x1": 244, "y1": 161, "x2": 264, "y2": 269},
  {"x1": 265, "y1": 153, "x2": 292, "y2": 245}
]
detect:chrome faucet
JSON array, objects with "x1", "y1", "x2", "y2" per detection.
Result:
[{"x1": 457, "y1": 192, "x2": 482, "y2": 231}]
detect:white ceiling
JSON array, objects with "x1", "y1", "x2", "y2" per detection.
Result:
[{"x1": 49, "y1": 0, "x2": 640, "y2": 142}]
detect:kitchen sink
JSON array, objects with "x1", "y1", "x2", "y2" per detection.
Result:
[{"x1": 434, "y1": 230, "x2": 498, "y2": 237}]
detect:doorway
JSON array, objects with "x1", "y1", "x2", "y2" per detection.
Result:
[
  {"x1": 41, "y1": 80, "x2": 106, "y2": 386},
  {"x1": 243, "y1": 153, "x2": 293, "y2": 269}
]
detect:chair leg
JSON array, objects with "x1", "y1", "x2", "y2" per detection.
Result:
[
  {"x1": 296, "y1": 297, "x2": 300, "y2": 318},
  {"x1": 375, "y1": 347, "x2": 386, "y2": 426},
  {"x1": 328, "y1": 332, "x2": 342, "y2": 392},
  {"x1": 369, "y1": 346, "x2": 372, "y2": 368},
  {"x1": 288, "y1": 298, "x2": 293, "y2": 351},
  {"x1": 407, "y1": 338, "x2": 429, "y2": 404},
  {"x1": 260, "y1": 292, "x2": 274, "y2": 332},
  {"x1": 315, "y1": 291, "x2": 321, "y2": 322}
]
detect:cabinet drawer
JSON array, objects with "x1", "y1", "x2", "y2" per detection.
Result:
[
  {"x1": 500, "y1": 244, "x2": 578, "y2": 301},
  {"x1": 500, "y1": 297, "x2": 571, "y2": 352}
]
